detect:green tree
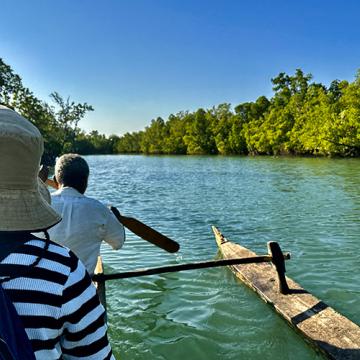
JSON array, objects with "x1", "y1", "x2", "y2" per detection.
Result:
[
  {"x1": 162, "y1": 113, "x2": 188, "y2": 154},
  {"x1": 114, "y1": 132, "x2": 143, "y2": 153},
  {"x1": 47, "y1": 92, "x2": 94, "y2": 153},
  {"x1": 0, "y1": 58, "x2": 95, "y2": 163},
  {"x1": 140, "y1": 117, "x2": 167, "y2": 154},
  {"x1": 184, "y1": 109, "x2": 217, "y2": 154}
]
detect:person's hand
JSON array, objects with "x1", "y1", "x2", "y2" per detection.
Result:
[
  {"x1": 38, "y1": 165, "x2": 49, "y2": 183},
  {"x1": 46, "y1": 176, "x2": 59, "y2": 189}
]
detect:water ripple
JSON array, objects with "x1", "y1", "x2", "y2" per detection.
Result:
[{"x1": 85, "y1": 155, "x2": 358, "y2": 360}]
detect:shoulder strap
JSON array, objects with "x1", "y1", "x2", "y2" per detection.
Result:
[{"x1": 0, "y1": 284, "x2": 36, "y2": 360}]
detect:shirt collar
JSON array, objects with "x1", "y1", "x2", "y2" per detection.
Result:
[{"x1": 53, "y1": 186, "x2": 84, "y2": 197}]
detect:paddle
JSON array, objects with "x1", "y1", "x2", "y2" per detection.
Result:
[
  {"x1": 110, "y1": 206, "x2": 180, "y2": 253},
  {"x1": 42, "y1": 176, "x2": 180, "y2": 253},
  {"x1": 92, "y1": 252, "x2": 291, "y2": 282}
]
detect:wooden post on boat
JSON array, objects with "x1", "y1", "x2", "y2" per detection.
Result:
[{"x1": 267, "y1": 241, "x2": 290, "y2": 295}]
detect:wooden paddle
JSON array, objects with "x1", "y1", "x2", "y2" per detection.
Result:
[
  {"x1": 93, "y1": 252, "x2": 291, "y2": 281},
  {"x1": 110, "y1": 206, "x2": 180, "y2": 253},
  {"x1": 43, "y1": 177, "x2": 180, "y2": 253}
]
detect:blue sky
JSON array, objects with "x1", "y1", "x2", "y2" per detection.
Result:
[{"x1": 1, "y1": 0, "x2": 360, "y2": 135}]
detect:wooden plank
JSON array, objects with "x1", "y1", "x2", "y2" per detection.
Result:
[
  {"x1": 93, "y1": 256, "x2": 107, "y2": 312},
  {"x1": 213, "y1": 226, "x2": 360, "y2": 360}
]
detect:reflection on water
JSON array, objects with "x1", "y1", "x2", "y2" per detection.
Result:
[{"x1": 85, "y1": 155, "x2": 360, "y2": 360}]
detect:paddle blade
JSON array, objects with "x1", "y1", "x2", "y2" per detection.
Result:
[{"x1": 110, "y1": 206, "x2": 180, "y2": 253}]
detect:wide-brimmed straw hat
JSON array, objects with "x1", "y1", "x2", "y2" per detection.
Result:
[{"x1": 0, "y1": 105, "x2": 61, "y2": 231}]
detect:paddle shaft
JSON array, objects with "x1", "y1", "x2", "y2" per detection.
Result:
[
  {"x1": 110, "y1": 207, "x2": 180, "y2": 253},
  {"x1": 92, "y1": 253, "x2": 290, "y2": 282}
]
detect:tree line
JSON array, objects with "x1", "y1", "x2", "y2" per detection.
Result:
[
  {"x1": 1, "y1": 58, "x2": 360, "y2": 161},
  {"x1": 116, "y1": 69, "x2": 360, "y2": 157}
]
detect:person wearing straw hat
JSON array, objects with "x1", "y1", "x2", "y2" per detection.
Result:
[{"x1": 0, "y1": 105, "x2": 115, "y2": 359}]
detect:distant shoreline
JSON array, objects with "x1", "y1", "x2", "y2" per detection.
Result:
[
  {"x1": 81, "y1": 152, "x2": 360, "y2": 159},
  {"x1": 2, "y1": 58, "x2": 360, "y2": 161}
]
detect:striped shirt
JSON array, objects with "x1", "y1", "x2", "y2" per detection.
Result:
[{"x1": 0, "y1": 237, "x2": 115, "y2": 360}]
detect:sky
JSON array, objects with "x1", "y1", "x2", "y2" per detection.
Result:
[{"x1": 1, "y1": 0, "x2": 360, "y2": 136}]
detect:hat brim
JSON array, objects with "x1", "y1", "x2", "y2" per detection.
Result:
[{"x1": 0, "y1": 179, "x2": 61, "y2": 231}]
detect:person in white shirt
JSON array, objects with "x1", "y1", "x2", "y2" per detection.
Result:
[{"x1": 48, "y1": 153, "x2": 125, "y2": 275}]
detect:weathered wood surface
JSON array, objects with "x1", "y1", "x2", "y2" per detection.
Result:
[
  {"x1": 93, "y1": 256, "x2": 107, "y2": 311},
  {"x1": 213, "y1": 226, "x2": 360, "y2": 360}
]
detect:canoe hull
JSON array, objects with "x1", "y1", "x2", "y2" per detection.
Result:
[{"x1": 213, "y1": 226, "x2": 360, "y2": 360}]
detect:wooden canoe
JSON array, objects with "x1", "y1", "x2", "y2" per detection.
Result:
[
  {"x1": 213, "y1": 226, "x2": 360, "y2": 360},
  {"x1": 94, "y1": 256, "x2": 107, "y2": 312}
]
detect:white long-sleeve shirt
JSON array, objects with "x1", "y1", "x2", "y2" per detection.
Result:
[{"x1": 48, "y1": 187, "x2": 125, "y2": 275}]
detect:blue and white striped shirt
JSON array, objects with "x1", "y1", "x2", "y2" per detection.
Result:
[{"x1": 0, "y1": 237, "x2": 114, "y2": 360}]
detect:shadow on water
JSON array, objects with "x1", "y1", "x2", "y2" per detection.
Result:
[{"x1": 315, "y1": 342, "x2": 360, "y2": 360}]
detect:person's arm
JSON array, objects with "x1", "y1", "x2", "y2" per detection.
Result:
[
  {"x1": 60, "y1": 253, "x2": 115, "y2": 360},
  {"x1": 103, "y1": 208, "x2": 125, "y2": 250},
  {"x1": 38, "y1": 165, "x2": 59, "y2": 189},
  {"x1": 38, "y1": 165, "x2": 49, "y2": 182}
]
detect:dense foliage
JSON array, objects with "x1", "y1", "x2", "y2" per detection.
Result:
[
  {"x1": 0, "y1": 58, "x2": 102, "y2": 164},
  {"x1": 1, "y1": 58, "x2": 360, "y2": 159},
  {"x1": 116, "y1": 69, "x2": 360, "y2": 156}
]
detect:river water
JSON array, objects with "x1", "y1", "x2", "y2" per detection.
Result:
[{"x1": 85, "y1": 155, "x2": 360, "y2": 360}]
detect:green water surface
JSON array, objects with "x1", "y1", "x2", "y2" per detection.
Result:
[{"x1": 85, "y1": 155, "x2": 360, "y2": 360}]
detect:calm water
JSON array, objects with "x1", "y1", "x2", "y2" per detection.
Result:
[{"x1": 85, "y1": 155, "x2": 360, "y2": 360}]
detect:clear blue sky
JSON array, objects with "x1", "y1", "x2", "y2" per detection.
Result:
[{"x1": 1, "y1": 0, "x2": 360, "y2": 136}]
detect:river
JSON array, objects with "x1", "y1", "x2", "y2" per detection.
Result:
[{"x1": 85, "y1": 155, "x2": 360, "y2": 360}]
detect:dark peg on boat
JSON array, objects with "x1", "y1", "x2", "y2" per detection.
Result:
[{"x1": 267, "y1": 241, "x2": 290, "y2": 295}]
